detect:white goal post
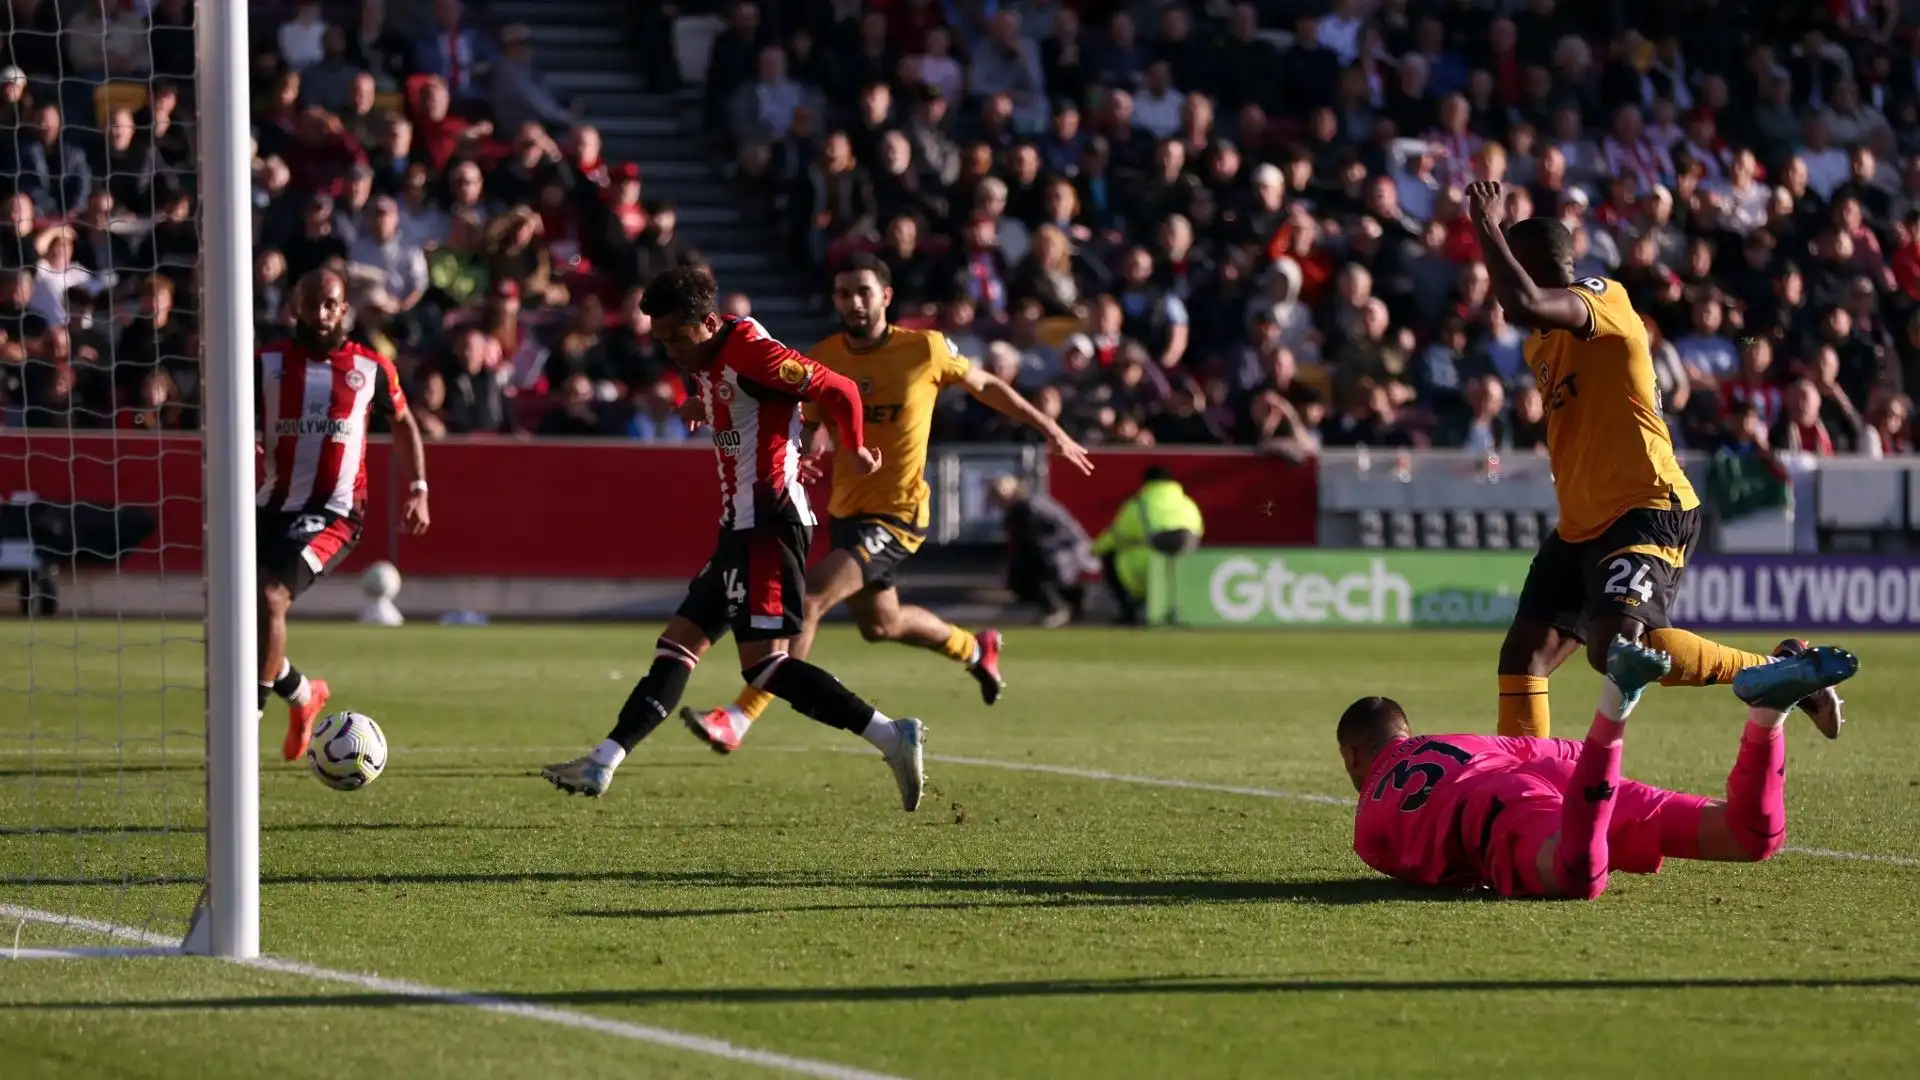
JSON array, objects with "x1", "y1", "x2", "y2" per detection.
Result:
[
  {"x1": 187, "y1": 0, "x2": 259, "y2": 960},
  {"x1": 0, "y1": 0, "x2": 256, "y2": 961}
]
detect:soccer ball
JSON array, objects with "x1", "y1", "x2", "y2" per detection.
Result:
[{"x1": 306, "y1": 712, "x2": 388, "y2": 791}]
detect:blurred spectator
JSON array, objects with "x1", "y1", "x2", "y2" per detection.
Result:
[
  {"x1": 348, "y1": 195, "x2": 429, "y2": 342},
  {"x1": 414, "y1": 0, "x2": 494, "y2": 108},
  {"x1": 18, "y1": 103, "x2": 89, "y2": 218},
  {"x1": 66, "y1": 0, "x2": 149, "y2": 81},
  {"x1": 989, "y1": 474, "x2": 1096, "y2": 628},
  {"x1": 441, "y1": 323, "x2": 514, "y2": 434},
  {"x1": 280, "y1": 1, "x2": 332, "y2": 72},
  {"x1": 492, "y1": 24, "x2": 577, "y2": 135}
]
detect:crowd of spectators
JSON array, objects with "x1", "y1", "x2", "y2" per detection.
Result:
[
  {"x1": 705, "y1": 0, "x2": 1916, "y2": 460},
  {"x1": 0, "y1": 0, "x2": 694, "y2": 438},
  {"x1": 1, "y1": 0, "x2": 1916, "y2": 463}
]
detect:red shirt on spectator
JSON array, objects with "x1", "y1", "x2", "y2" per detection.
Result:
[{"x1": 1891, "y1": 241, "x2": 1920, "y2": 301}]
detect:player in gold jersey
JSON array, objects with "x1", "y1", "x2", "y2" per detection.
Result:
[
  {"x1": 1466, "y1": 181, "x2": 1843, "y2": 741},
  {"x1": 683, "y1": 254, "x2": 1095, "y2": 752}
]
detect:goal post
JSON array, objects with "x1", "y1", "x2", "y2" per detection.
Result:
[
  {"x1": 189, "y1": 0, "x2": 259, "y2": 959},
  {"x1": 0, "y1": 0, "x2": 257, "y2": 960}
]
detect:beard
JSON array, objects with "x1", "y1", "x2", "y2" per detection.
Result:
[{"x1": 294, "y1": 319, "x2": 347, "y2": 353}]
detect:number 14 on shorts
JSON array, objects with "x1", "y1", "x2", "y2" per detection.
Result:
[{"x1": 1605, "y1": 557, "x2": 1655, "y2": 603}]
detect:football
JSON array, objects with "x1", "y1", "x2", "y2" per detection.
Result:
[{"x1": 306, "y1": 712, "x2": 388, "y2": 791}]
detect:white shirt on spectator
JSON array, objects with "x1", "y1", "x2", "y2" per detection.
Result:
[
  {"x1": 1317, "y1": 13, "x2": 1364, "y2": 66},
  {"x1": 279, "y1": 13, "x2": 330, "y2": 72},
  {"x1": 1395, "y1": 170, "x2": 1441, "y2": 223},
  {"x1": 31, "y1": 263, "x2": 104, "y2": 323},
  {"x1": 1800, "y1": 147, "x2": 1851, "y2": 200},
  {"x1": 1132, "y1": 88, "x2": 1186, "y2": 140},
  {"x1": 1719, "y1": 179, "x2": 1772, "y2": 235},
  {"x1": 1601, "y1": 135, "x2": 1672, "y2": 195},
  {"x1": 1674, "y1": 334, "x2": 1739, "y2": 381},
  {"x1": 65, "y1": 9, "x2": 150, "y2": 76},
  {"x1": 401, "y1": 205, "x2": 451, "y2": 251},
  {"x1": 348, "y1": 235, "x2": 428, "y2": 308},
  {"x1": 755, "y1": 80, "x2": 804, "y2": 140}
]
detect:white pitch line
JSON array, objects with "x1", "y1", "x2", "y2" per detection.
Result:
[
  {"x1": 0, "y1": 905, "x2": 910, "y2": 1080},
  {"x1": 913, "y1": 751, "x2": 1920, "y2": 869}
]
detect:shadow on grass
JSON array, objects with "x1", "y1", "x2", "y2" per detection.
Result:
[
  {"x1": 11, "y1": 973, "x2": 1920, "y2": 1012},
  {"x1": 0, "y1": 870, "x2": 1488, "y2": 903},
  {"x1": 0, "y1": 822, "x2": 560, "y2": 838}
]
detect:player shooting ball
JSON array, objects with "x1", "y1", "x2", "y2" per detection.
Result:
[
  {"x1": 257, "y1": 268, "x2": 430, "y2": 760},
  {"x1": 683, "y1": 253, "x2": 1094, "y2": 754},
  {"x1": 1464, "y1": 181, "x2": 1844, "y2": 741},
  {"x1": 1339, "y1": 638, "x2": 1858, "y2": 899},
  {"x1": 543, "y1": 266, "x2": 926, "y2": 808}
]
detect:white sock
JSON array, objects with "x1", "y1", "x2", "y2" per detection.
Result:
[
  {"x1": 588, "y1": 740, "x2": 627, "y2": 768},
  {"x1": 1597, "y1": 679, "x2": 1636, "y2": 722},
  {"x1": 287, "y1": 676, "x2": 312, "y2": 706},
  {"x1": 1747, "y1": 705, "x2": 1791, "y2": 729},
  {"x1": 860, "y1": 711, "x2": 900, "y2": 754}
]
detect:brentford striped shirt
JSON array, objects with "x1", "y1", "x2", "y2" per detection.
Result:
[
  {"x1": 256, "y1": 339, "x2": 408, "y2": 520},
  {"x1": 694, "y1": 316, "x2": 864, "y2": 531}
]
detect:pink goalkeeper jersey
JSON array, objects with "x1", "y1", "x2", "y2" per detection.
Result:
[{"x1": 1353, "y1": 734, "x2": 1585, "y2": 888}]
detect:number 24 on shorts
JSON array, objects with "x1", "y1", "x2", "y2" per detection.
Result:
[{"x1": 1604, "y1": 557, "x2": 1655, "y2": 603}]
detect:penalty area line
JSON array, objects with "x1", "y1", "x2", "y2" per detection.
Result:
[
  {"x1": 0, "y1": 905, "x2": 911, "y2": 1080},
  {"x1": 896, "y1": 751, "x2": 1920, "y2": 869}
]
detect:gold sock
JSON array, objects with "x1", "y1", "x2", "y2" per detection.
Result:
[
  {"x1": 731, "y1": 686, "x2": 774, "y2": 722},
  {"x1": 941, "y1": 626, "x2": 979, "y2": 666},
  {"x1": 1498, "y1": 675, "x2": 1552, "y2": 737},
  {"x1": 1647, "y1": 629, "x2": 1773, "y2": 688}
]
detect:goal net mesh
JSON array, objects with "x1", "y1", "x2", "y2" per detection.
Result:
[{"x1": 0, "y1": 1, "x2": 207, "y2": 951}]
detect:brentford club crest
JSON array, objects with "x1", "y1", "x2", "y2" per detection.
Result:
[
  {"x1": 716, "y1": 380, "x2": 734, "y2": 401},
  {"x1": 344, "y1": 369, "x2": 368, "y2": 391}
]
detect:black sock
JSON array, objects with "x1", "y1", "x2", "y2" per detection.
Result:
[
  {"x1": 605, "y1": 641, "x2": 697, "y2": 751},
  {"x1": 256, "y1": 684, "x2": 272, "y2": 711},
  {"x1": 272, "y1": 661, "x2": 306, "y2": 701},
  {"x1": 746, "y1": 655, "x2": 875, "y2": 734}
]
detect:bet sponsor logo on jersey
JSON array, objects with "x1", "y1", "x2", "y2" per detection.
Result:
[{"x1": 711, "y1": 428, "x2": 744, "y2": 456}]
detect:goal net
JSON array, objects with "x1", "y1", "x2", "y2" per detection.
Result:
[{"x1": 1, "y1": 0, "x2": 255, "y2": 958}]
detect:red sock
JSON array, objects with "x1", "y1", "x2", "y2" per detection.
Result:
[
  {"x1": 1555, "y1": 712, "x2": 1626, "y2": 899},
  {"x1": 1723, "y1": 724, "x2": 1787, "y2": 861}
]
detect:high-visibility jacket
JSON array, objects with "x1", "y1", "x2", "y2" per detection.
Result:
[{"x1": 1092, "y1": 479, "x2": 1205, "y2": 597}]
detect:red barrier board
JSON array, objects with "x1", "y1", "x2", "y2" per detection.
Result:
[
  {"x1": 0, "y1": 434, "x2": 1318, "y2": 578},
  {"x1": 1046, "y1": 449, "x2": 1318, "y2": 546}
]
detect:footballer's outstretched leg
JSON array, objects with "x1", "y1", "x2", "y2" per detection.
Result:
[
  {"x1": 543, "y1": 624, "x2": 710, "y2": 797},
  {"x1": 740, "y1": 640, "x2": 925, "y2": 811}
]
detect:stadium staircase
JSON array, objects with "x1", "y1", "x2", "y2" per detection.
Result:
[{"x1": 503, "y1": 0, "x2": 834, "y2": 340}]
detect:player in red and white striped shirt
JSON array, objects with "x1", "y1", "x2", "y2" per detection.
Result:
[
  {"x1": 257, "y1": 269, "x2": 431, "y2": 760},
  {"x1": 542, "y1": 266, "x2": 926, "y2": 808}
]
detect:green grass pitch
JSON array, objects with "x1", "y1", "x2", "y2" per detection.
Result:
[{"x1": 1, "y1": 621, "x2": 1917, "y2": 1079}]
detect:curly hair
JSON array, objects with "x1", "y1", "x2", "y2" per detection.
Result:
[{"x1": 639, "y1": 265, "x2": 719, "y2": 322}]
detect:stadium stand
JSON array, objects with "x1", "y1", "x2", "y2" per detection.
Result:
[{"x1": 0, "y1": 0, "x2": 1912, "y2": 460}]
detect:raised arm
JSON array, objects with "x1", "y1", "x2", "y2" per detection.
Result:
[
  {"x1": 959, "y1": 365, "x2": 1094, "y2": 475},
  {"x1": 1466, "y1": 181, "x2": 1596, "y2": 337}
]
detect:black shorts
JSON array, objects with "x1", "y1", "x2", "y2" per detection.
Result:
[
  {"x1": 1516, "y1": 507, "x2": 1702, "y2": 640},
  {"x1": 828, "y1": 516, "x2": 917, "y2": 590},
  {"x1": 258, "y1": 509, "x2": 360, "y2": 600},
  {"x1": 676, "y1": 519, "x2": 811, "y2": 644}
]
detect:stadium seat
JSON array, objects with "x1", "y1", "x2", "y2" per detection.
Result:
[
  {"x1": 1033, "y1": 316, "x2": 1084, "y2": 349},
  {"x1": 93, "y1": 82, "x2": 148, "y2": 129}
]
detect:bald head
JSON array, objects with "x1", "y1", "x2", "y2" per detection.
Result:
[
  {"x1": 1336, "y1": 696, "x2": 1412, "y2": 792},
  {"x1": 293, "y1": 268, "x2": 349, "y2": 350}
]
